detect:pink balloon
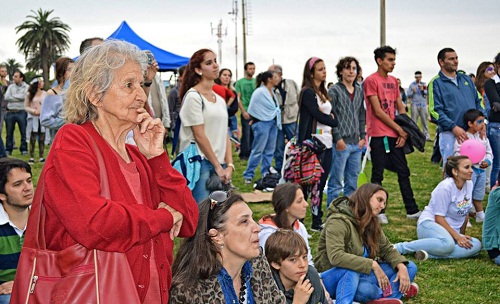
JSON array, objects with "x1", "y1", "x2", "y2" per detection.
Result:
[{"x1": 460, "y1": 139, "x2": 486, "y2": 164}]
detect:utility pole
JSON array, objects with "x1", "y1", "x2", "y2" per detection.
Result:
[
  {"x1": 380, "y1": 0, "x2": 386, "y2": 46},
  {"x1": 228, "y1": 0, "x2": 238, "y2": 79},
  {"x1": 242, "y1": 0, "x2": 247, "y2": 65},
  {"x1": 211, "y1": 19, "x2": 227, "y2": 65}
]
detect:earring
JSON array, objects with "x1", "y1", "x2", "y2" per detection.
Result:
[
  {"x1": 198, "y1": 72, "x2": 203, "y2": 76},
  {"x1": 220, "y1": 244, "x2": 224, "y2": 248}
]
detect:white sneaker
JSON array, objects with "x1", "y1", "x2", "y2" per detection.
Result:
[
  {"x1": 415, "y1": 250, "x2": 428, "y2": 261},
  {"x1": 378, "y1": 214, "x2": 389, "y2": 224},
  {"x1": 406, "y1": 211, "x2": 422, "y2": 220}
]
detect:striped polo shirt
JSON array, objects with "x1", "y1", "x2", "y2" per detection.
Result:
[{"x1": 0, "y1": 204, "x2": 25, "y2": 284}]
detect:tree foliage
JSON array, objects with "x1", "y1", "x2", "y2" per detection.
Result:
[
  {"x1": 0, "y1": 58, "x2": 24, "y2": 81},
  {"x1": 15, "y1": 8, "x2": 71, "y2": 88}
]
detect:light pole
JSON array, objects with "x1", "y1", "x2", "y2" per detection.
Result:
[{"x1": 380, "y1": 0, "x2": 386, "y2": 46}]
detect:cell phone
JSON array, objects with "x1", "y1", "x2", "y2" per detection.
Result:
[
  {"x1": 382, "y1": 284, "x2": 392, "y2": 297},
  {"x1": 144, "y1": 50, "x2": 154, "y2": 65}
]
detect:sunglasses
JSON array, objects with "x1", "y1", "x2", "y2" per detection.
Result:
[
  {"x1": 207, "y1": 191, "x2": 228, "y2": 230},
  {"x1": 486, "y1": 66, "x2": 495, "y2": 73},
  {"x1": 476, "y1": 119, "x2": 485, "y2": 125}
]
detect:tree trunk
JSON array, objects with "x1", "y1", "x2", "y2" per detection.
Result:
[{"x1": 41, "y1": 48, "x2": 50, "y2": 90}]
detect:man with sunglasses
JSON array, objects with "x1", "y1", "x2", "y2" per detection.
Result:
[
  {"x1": 407, "y1": 71, "x2": 431, "y2": 141},
  {"x1": 429, "y1": 47, "x2": 483, "y2": 168}
]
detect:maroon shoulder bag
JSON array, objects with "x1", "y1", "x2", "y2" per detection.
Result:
[{"x1": 11, "y1": 135, "x2": 141, "y2": 304}]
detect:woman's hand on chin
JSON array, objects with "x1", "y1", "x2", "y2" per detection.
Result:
[{"x1": 133, "y1": 108, "x2": 165, "y2": 159}]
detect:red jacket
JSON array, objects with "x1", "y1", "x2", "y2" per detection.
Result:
[{"x1": 42, "y1": 122, "x2": 198, "y2": 303}]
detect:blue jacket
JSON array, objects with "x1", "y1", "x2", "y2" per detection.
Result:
[{"x1": 429, "y1": 71, "x2": 482, "y2": 132}]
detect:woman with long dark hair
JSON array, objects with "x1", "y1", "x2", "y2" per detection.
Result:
[
  {"x1": 485, "y1": 53, "x2": 500, "y2": 187},
  {"x1": 178, "y1": 49, "x2": 234, "y2": 202},
  {"x1": 24, "y1": 77, "x2": 46, "y2": 163},
  {"x1": 170, "y1": 192, "x2": 286, "y2": 303},
  {"x1": 297, "y1": 57, "x2": 338, "y2": 231},
  {"x1": 315, "y1": 183, "x2": 418, "y2": 304},
  {"x1": 215, "y1": 68, "x2": 240, "y2": 150},
  {"x1": 40, "y1": 57, "x2": 74, "y2": 139},
  {"x1": 242, "y1": 71, "x2": 281, "y2": 184},
  {"x1": 258, "y1": 183, "x2": 313, "y2": 265}
]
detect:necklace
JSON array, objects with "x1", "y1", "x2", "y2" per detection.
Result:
[{"x1": 238, "y1": 271, "x2": 246, "y2": 304}]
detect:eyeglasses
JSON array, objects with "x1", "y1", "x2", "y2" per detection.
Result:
[
  {"x1": 486, "y1": 66, "x2": 495, "y2": 73},
  {"x1": 209, "y1": 191, "x2": 228, "y2": 210},
  {"x1": 207, "y1": 191, "x2": 228, "y2": 230}
]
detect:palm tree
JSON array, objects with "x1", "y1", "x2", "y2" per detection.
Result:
[
  {"x1": 15, "y1": 8, "x2": 71, "y2": 89},
  {"x1": 1, "y1": 58, "x2": 24, "y2": 81}
]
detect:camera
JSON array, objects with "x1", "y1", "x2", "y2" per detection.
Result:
[{"x1": 143, "y1": 50, "x2": 154, "y2": 65}]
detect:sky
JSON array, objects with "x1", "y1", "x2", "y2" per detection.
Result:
[{"x1": 1, "y1": 0, "x2": 499, "y2": 87}]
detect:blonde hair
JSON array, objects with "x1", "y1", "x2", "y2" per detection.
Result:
[{"x1": 65, "y1": 40, "x2": 148, "y2": 124}]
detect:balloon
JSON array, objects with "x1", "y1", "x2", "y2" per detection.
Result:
[{"x1": 459, "y1": 139, "x2": 486, "y2": 164}]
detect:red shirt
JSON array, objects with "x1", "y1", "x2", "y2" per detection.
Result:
[
  {"x1": 213, "y1": 83, "x2": 235, "y2": 102},
  {"x1": 363, "y1": 72, "x2": 400, "y2": 138},
  {"x1": 41, "y1": 122, "x2": 198, "y2": 303}
]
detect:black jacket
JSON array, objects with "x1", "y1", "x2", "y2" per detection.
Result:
[{"x1": 395, "y1": 114, "x2": 426, "y2": 154}]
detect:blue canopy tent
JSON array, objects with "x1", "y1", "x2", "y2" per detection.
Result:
[{"x1": 107, "y1": 21, "x2": 189, "y2": 71}]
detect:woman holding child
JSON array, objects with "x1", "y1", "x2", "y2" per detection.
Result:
[
  {"x1": 394, "y1": 155, "x2": 482, "y2": 260},
  {"x1": 315, "y1": 183, "x2": 418, "y2": 304},
  {"x1": 170, "y1": 191, "x2": 286, "y2": 303}
]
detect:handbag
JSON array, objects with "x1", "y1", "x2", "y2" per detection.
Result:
[
  {"x1": 11, "y1": 135, "x2": 140, "y2": 304},
  {"x1": 284, "y1": 139, "x2": 323, "y2": 186}
]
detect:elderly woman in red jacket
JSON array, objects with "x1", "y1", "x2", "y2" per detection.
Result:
[{"x1": 39, "y1": 40, "x2": 198, "y2": 303}]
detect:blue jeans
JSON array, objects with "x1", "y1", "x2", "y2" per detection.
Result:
[
  {"x1": 274, "y1": 122, "x2": 296, "y2": 172},
  {"x1": 243, "y1": 120, "x2": 278, "y2": 180},
  {"x1": 0, "y1": 294, "x2": 10, "y2": 304},
  {"x1": 5, "y1": 110, "x2": 27, "y2": 153},
  {"x1": 191, "y1": 159, "x2": 227, "y2": 203},
  {"x1": 321, "y1": 262, "x2": 417, "y2": 303},
  {"x1": 394, "y1": 220, "x2": 482, "y2": 259},
  {"x1": 471, "y1": 168, "x2": 486, "y2": 201},
  {"x1": 488, "y1": 122, "x2": 500, "y2": 185},
  {"x1": 326, "y1": 143, "x2": 362, "y2": 207},
  {"x1": 439, "y1": 131, "x2": 456, "y2": 167}
]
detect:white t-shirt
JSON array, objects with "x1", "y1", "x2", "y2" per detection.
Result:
[
  {"x1": 179, "y1": 88, "x2": 228, "y2": 164},
  {"x1": 418, "y1": 178, "x2": 473, "y2": 233},
  {"x1": 312, "y1": 93, "x2": 333, "y2": 149}
]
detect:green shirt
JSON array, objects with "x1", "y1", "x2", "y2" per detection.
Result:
[{"x1": 235, "y1": 77, "x2": 256, "y2": 110}]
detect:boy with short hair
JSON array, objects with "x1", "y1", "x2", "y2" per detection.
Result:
[
  {"x1": 265, "y1": 229, "x2": 327, "y2": 304},
  {"x1": 454, "y1": 109, "x2": 493, "y2": 222}
]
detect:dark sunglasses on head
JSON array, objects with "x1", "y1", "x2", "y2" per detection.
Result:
[{"x1": 209, "y1": 191, "x2": 228, "y2": 210}]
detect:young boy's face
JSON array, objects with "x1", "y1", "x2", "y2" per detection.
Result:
[
  {"x1": 468, "y1": 116, "x2": 486, "y2": 133},
  {"x1": 271, "y1": 250, "x2": 308, "y2": 289}
]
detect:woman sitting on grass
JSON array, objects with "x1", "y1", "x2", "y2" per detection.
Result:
[
  {"x1": 394, "y1": 155, "x2": 482, "y2": 260},
  {"x1": 482, "y1": 171, "x2": 500, "y2": 265},
  {"x1": 315, "y1": 183, "x2": 418, "y2": 304},
  {"x1": 258, "y1": 183, "x2": 314, "y2": 265}
]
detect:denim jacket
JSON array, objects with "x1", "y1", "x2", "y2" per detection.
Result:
[{"x1": 217, "y1": 261, "x2": 255, "y2": 304}]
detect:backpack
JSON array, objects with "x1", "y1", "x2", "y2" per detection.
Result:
[
  {"x1": 254, "y1": 172, "x2": 281, "y2": 191},
  {"x1": 171, "y1": 90, "x2": 205, "y2": 189},
  {"x1": 284, "y1": 139, "x2": 323, "y2": 186},
  {"x1": 171, "y1": 142, "x2": 202, "y2": 190}
]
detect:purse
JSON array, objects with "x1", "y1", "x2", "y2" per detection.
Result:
[{"x1": 11, "y1": 135, "x2": 140, "y2": 304}]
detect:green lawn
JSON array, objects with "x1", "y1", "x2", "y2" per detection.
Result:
[{"x1": 18, "y1": 122, "x2": 499, "y2": 304}]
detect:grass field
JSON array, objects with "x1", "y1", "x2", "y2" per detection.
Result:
[{"x1": 17, "y1": 122, "x2": 499, "y2": 304}]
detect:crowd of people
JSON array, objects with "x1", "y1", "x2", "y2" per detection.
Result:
[{"x1": 0, "y1": 38, "x2": 499, "y2": 304}]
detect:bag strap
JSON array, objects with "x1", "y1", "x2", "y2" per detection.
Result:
[
  {"x1": 33, "y1": 127, "x2": 111, "y2": 250},
  {"x1": 172, "y1": 89, "x2": 205, "y2": 155}
]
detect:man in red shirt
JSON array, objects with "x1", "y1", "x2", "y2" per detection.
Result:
[{"x1": 363, "y1": 46, "x2": 421, "y2": 224}]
